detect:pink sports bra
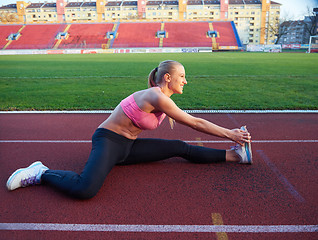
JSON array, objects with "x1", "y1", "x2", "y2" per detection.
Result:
[{"x1": 120, "y1": 93, "x2": 166, "y2": 130}]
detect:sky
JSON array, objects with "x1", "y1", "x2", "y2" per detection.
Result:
[
  {"x1": 274, "y1": 0, "x2": 317, "y2": 20},
  {"x1": 0, "y1": 0, "x2": 317, "y2": 20}
]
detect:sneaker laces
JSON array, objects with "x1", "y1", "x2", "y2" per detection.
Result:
[
  {"x1": 231, "y1": 145, "x2": 239, "y2": 151},
  {"x1": 21, "y1": 175, "x2": 37, "y2": 187}
]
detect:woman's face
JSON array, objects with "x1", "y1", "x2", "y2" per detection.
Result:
[{"x1": 168, "y1": 64, "x2": 187, "y2": 94}]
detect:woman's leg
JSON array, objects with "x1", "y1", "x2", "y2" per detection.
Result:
[
  {"x1": 121, "y1": 138, "x2": 226, "y2": 165},
  {"x1": 42, "y1": 129, "x2": 133, "y2": 199}
]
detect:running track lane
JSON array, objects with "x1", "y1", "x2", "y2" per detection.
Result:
[{"x1": 0, "y1": 113, "x2": 317, "y2": 240}]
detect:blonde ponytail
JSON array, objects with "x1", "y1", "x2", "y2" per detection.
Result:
[{"x1": 148, "y1": 67, "x2": 158, "y2": 87}]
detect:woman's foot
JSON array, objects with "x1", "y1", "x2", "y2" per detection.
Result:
[
  {"x1": 231, "y1": 143, "x2": 253, "y2": 164},
  {"x1": 6, "y1": 161, "x2": 49, "y2": 191}
]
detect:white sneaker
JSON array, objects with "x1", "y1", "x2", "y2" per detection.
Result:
[
  {"x1": 6, "y1": 161, "x2": 49, "y2": 191},
  {"x1": 233, "y1": 126, "x2": 253, "y2": 164}
]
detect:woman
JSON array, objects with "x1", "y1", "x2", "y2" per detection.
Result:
[{"x1": 6, "y1": 60, "x2": 252, "y2": 199}]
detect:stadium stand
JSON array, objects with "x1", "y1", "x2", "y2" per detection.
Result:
[
  {"x1": 0, "y1": 25, "x2": 22, "y2": 49},
  {"x1": 112, "y1": 22, "x2": 161, "y2": 48},
  {"x1": 163, "y1": 22, "x2": 212, "y2": 48},
  {"x1": 58, "y1": 23, "x2": 114, "y2": 49},
  {"x1": 6, "y1": 24, "x2": 64, "y2": 49},
  {"x1": 0, "y1": 21, "x2": 241, "y2": 50},
  {"x1": 212, "y1": 21, "x2": 240, "y2": 47}
]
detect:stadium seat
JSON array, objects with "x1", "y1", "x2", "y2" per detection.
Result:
[
  {"x1": 112, "y1": 22, "x2": 161, "y2": 48},
  {"x1": 0, "y1": 25, "x2": 23, "y2": 49},
  {"x1": 58, "y1": 23, "x2": 114, "y2": 49},
  {"x1": 6, "y1": 24, "x2": 64, "y2": 49},
  {"x1": 163, "y1": 22, "x2": 212, "y2": 47},
  {"x1": 213, "y1": 22, "x2": 238, "y2": 46}
]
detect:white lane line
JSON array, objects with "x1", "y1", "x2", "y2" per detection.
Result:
[
  {"x1": 257, "y1": 150, "x2": 305, "y2": 203},
  {"x1": 0, "y1": 140, "x2": 317, "y2": 143},
  {"x1": 0, "y1": 223, "x2": 317, "y2": 233}
]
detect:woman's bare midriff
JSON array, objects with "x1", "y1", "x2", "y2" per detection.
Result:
[{"x1": 98, "y1": 105, "x2": 142, "y2": 140}]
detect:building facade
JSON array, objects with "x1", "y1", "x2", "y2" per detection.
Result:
[
  {"x1": 277, "y1": 20, "x2": 311, "y2": 45},
  {"x1": 0, "y1": 0, "x2": 281, "y2": 45}
]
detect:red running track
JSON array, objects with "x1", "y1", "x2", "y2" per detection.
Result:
[{"x1": 0, "y1": 113, "x2": 317, "y2": 239}]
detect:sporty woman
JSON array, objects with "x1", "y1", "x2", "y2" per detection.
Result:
[{"x1": 6, "y1": 60, "x2": 252, "y2": 199}]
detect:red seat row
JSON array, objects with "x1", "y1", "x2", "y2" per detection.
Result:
[{"x1": 0, "y1": 21, "x2": 239, "y2": 50}]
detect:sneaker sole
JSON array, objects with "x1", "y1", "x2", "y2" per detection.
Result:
[
  {"x1": 244, "y1": 142, "x2": 253, "y2": 164},
  {"x1": 6, "y1": 161, "x2": 42, "y2": 191}
]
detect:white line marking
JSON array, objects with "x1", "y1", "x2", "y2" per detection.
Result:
[
  {"x1": 0, "y1": 223, "x2": 317, "y2": 233},
  {"x1": 257, "y1": 150, "x2": 305, "y2": 203},
  {"x1": 0, "y1": 110, "x2": 318, "y2": 114},
  {"x1": 0, "y1": 140, "x2": 317, "y2": 143}
]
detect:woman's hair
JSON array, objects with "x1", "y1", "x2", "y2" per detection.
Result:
[{"x1": 148, "y1": 60, "x2": 181, "y2": 87}]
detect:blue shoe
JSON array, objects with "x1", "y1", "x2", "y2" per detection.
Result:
[{"x1": 6, "y1": 161, "x2": 49, "y2": 191}]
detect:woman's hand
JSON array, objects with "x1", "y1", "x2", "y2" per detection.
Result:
[{"x1": 229, "y1": 127, "x2": 251, "y2": 146}]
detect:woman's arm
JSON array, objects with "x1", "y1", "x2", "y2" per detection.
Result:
[{"x1": 153, "y1": 93, "x2": 250, "y2": 145}]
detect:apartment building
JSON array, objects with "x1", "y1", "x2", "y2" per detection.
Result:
[{"x1": 0, "y1": 0, "x2": 281, "y2": 45}]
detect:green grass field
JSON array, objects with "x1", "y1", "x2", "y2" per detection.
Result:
[{"x1": 0, "y1": 52, "x2": 317, "y2": 110}]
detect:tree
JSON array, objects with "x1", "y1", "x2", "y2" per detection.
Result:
[
  {"x1": 266, "y1": 12, "x2": 293, "y2": 44},
  {"x1": 304, "y1": 7, "x2": 318, "y2": 36},
  {"x1": 0, "y1": 12, "x2": 19, "y2": 23},
  {"x1": 269, "y1": 17, "x2": 287, "y2": 44}
]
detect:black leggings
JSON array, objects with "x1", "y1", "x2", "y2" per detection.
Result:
[{"x1": 42, "y1": 128, "x2": 225, "y2": 199}]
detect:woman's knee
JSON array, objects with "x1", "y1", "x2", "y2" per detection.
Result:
[{"x1": 70, "y1": 181, "x2": 101, "y2": 200}]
